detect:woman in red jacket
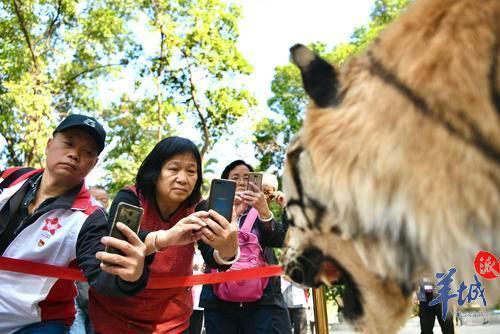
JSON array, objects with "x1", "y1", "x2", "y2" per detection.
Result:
[{"x1": 89, "y1": 137, "x2": 239, "y2": 334}]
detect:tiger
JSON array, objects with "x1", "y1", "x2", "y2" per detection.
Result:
[{"x1": 281, "y1": 0, "x2": 500, "y2": 333}]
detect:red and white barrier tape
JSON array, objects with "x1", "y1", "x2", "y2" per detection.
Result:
[{"x1": 0, "y1": 257, "x2": 283, "y2": 289}]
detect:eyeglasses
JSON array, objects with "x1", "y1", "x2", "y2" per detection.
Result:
[
  {"x1": 264, "y1": 190, "x2": 277, "y2": 200},
  {"x1": 231, "y1": 176, "x2": 249, "y2": 182}
]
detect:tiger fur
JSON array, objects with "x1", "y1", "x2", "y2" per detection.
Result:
[{"x1": 281, "y1": 0, "x2": 500, "y2": 333}]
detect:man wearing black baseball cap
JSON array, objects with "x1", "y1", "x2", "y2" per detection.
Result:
[
  {"x1": 0, "y1": 114, "x2": 149, "y2": 333},
  {"x1": 53, "y1": 114, "x2": 107, "y2": 154}
]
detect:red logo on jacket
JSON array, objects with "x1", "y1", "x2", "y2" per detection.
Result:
[{"x1": 42, "y1": 217, "x2": 62, "y2": 235}]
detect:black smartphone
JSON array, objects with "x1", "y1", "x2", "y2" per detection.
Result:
[
  {"x1": 105, "y1": 202, "x2": 144, "y2": 256},
  {"x1": 208, "y1": 179, "x2": 237, "y2": 222},
  {"x1": 247, "y1": 172, "x2": 263, "y2": 190}
]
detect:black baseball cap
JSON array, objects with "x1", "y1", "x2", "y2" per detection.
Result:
[{"x1": 53, "y1": 114, "x2": 106, "y2": 154}]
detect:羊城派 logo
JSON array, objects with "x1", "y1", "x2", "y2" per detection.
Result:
[{"x1": 429, "y1": 250, "x2": 498, "y2": 320}]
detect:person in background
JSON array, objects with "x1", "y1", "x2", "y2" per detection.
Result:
[
  {"x1": 262, "y1": 173, "x2": 286, "y2": 208},
  {"x1": 281, "y1": 276, "x2": 308, "y2": 334},
  {"x1": 264, "y1": 173, "x2": 307, "y2": 333},
  {"x1": 89, "y1": 136, "x2": 239, "y2": 334},
  {"x1": 416, "y1": 278, "x2": 455, "y2": 334},
  {"x1": 0, "y1": 114, "x2": 148, "y2": 334},
  {"x1": 70, "y1": 185, "x2": 110, "y2": 334},
  {"x1": 189, "y1": 246, "x2": 205, "y2": 334},
  {"x1": 200, "y1": 160, "x2": 291, "y2": 334},
  {"x1": 89, "y1": 186, "x2": 109, "y2": 209}
]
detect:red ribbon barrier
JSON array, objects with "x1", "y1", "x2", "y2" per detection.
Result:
[
  {"x1": 0, "y1": 257, "x2": 283, "y2": 289},
  {"x1": 147, "y1": 265, "x2": 283, "y2": 289},
  {"x1": 0, "y1": 257, "x2": 85, "y2": 281}
]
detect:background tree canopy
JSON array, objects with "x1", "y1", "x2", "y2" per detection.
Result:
[
  {"x1": 1, "y1": 0, "x2": 410, "y2": 193},
  {"x1": 0, "y1": 0, "x2": 136, "y2": 168},
  {"x1": 252, "y1": 0, "x2": 411, "y2": 172},
  {"x1": 0, "y1": 0, "x2": 256, "y2": 194}
]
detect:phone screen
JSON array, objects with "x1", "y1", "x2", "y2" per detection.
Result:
[
  {"x1": 208, "y1": 179, "x2": 236, "y2": 222},
  {"x1": 105, "y1": 202, "x2": 143, "y2": 255},
  {"x1": 247, "y1": 172, "x2": 263, "y2": 190}
]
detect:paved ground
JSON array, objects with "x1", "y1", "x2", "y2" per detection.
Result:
[
  {"x1": 311, "y1": 311, "x2": 500, "y2": 333},
  {"x1": 399, "y1": 315, "x2": 500, "y2": 334}
]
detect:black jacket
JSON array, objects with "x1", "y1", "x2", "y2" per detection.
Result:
[
  {"x1": 199, "y1": 206, "x2": 288, "y2": 309},
  {"x1": 0, "y1": 169, "x2": 150, "y2": 297}
]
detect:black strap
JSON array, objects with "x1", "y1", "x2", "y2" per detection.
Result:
[
  {"x1": 0, "y1": 167, "x2": 35, "y2": 191},
  {"x1": 0, "y1": 183, "x2": 29, "y2": 254},
  {"x1": 0, "y1": 167, "x2": 35, "y2": 254},
  {"x1": 195, "y1": 199, "x2": 208, "y2": 212}
]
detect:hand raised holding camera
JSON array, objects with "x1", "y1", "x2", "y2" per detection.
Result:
[
  {"x1": 200, "y1": 209, "x2": 238, "y2": 262},
  {"x1": 145, "y1": 211, "x2": 209, "y2": 254},
  {"x1": 233, "y1": 192, "x2": 248, "y2": 218},
  {"x1": 273, "y1": 190, "x2": 287, "y2": 207},
  {"x1": 96, "y1": 222, "x2": 146, "y2": 283},
  {"x1": 242, "y1": 182, "x2": 272, "y2": 220}
]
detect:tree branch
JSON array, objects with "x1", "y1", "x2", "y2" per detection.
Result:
[
  {"x1": 38, "y1": 46, "x2": 65, "y2": 59},
  {"x1": 151, "y1": 0, "x2": 168, "y2": 141},
  {"x1": 62, "y1": 63, "x2": 122, "y2": 88},
  {"x1": 33, "y1": 0, "x2": 62, "y2": 48},
  {"x1": 183, "y1": 50, "x2": 210, "y2": 158},
  {"x1": 42, "y1": 0, "x2": 62, "y2": 41},
  {"x1": 12, "y1": 0, "x2": 38, "y2": 71},
  {"x1": 155, "y1": 31, "x2": 166, "y2": 142}
]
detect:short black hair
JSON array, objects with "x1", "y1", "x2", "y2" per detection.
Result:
[
  {"x1": 136, "y1": 136, "x2": 203, "y2": 207},
  {"x1": 89, "y1": 185, "x2": 107, "y2": 191},
  {"x1": 220, "y1": 159, "x2": 254, "y2": 179}
]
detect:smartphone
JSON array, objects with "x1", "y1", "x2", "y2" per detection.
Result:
[
  {"x1": 247, "y1": 172, "x2": 263, "y2": 190},
  {"x1": 105, "y1": 202, "x2": 144, "y2": 256},
  {"x1": 208, "y1": 179, "x2": 236, "y2": 222}
]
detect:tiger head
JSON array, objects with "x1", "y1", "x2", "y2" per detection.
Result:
[{"x1": 282, "y1": 0, "x2": 500, "y2": 333}]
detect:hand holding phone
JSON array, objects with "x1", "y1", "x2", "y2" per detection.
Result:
[
  {"x1": 208, "y1": 179, "x2": 236, "y2": 222},
  {"x1": 105, "y1": 202, "x2": 143, "y2": 256},
  {"x1": 247, "y1": 172, "x2": 263, "y2": 191}
]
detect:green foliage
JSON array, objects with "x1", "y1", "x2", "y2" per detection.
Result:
[
  {"x1": 103, "y1": 0, "x2": 256, "y2": 191},
  {"x1": 0, "y1": 0, "x2": 136, "y2": 167},
  {"x1": 1, "y1": 72, "x2": 54, "y2": 167},
  {"x1": 253, "y1": 62, "x2": 306, "y2": 172},
  {"x1": 325, "y1": 284, "x2": 346, "y2": 308},
  {"x1": 253, "y1": 0, "x2": 411, "y2": 172},
  {"x1": 268, "y1": 200, "x2": 284, "y2": 225},
  {"x1": 201, "y1": 157, "x2": 218, "y2": 196},
  {"x1": 0, "y1": 0, "x2": 255, "y2": 194},
  {"x1": 103, "y1": 96, "x2": 166, "y2": 195}
]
